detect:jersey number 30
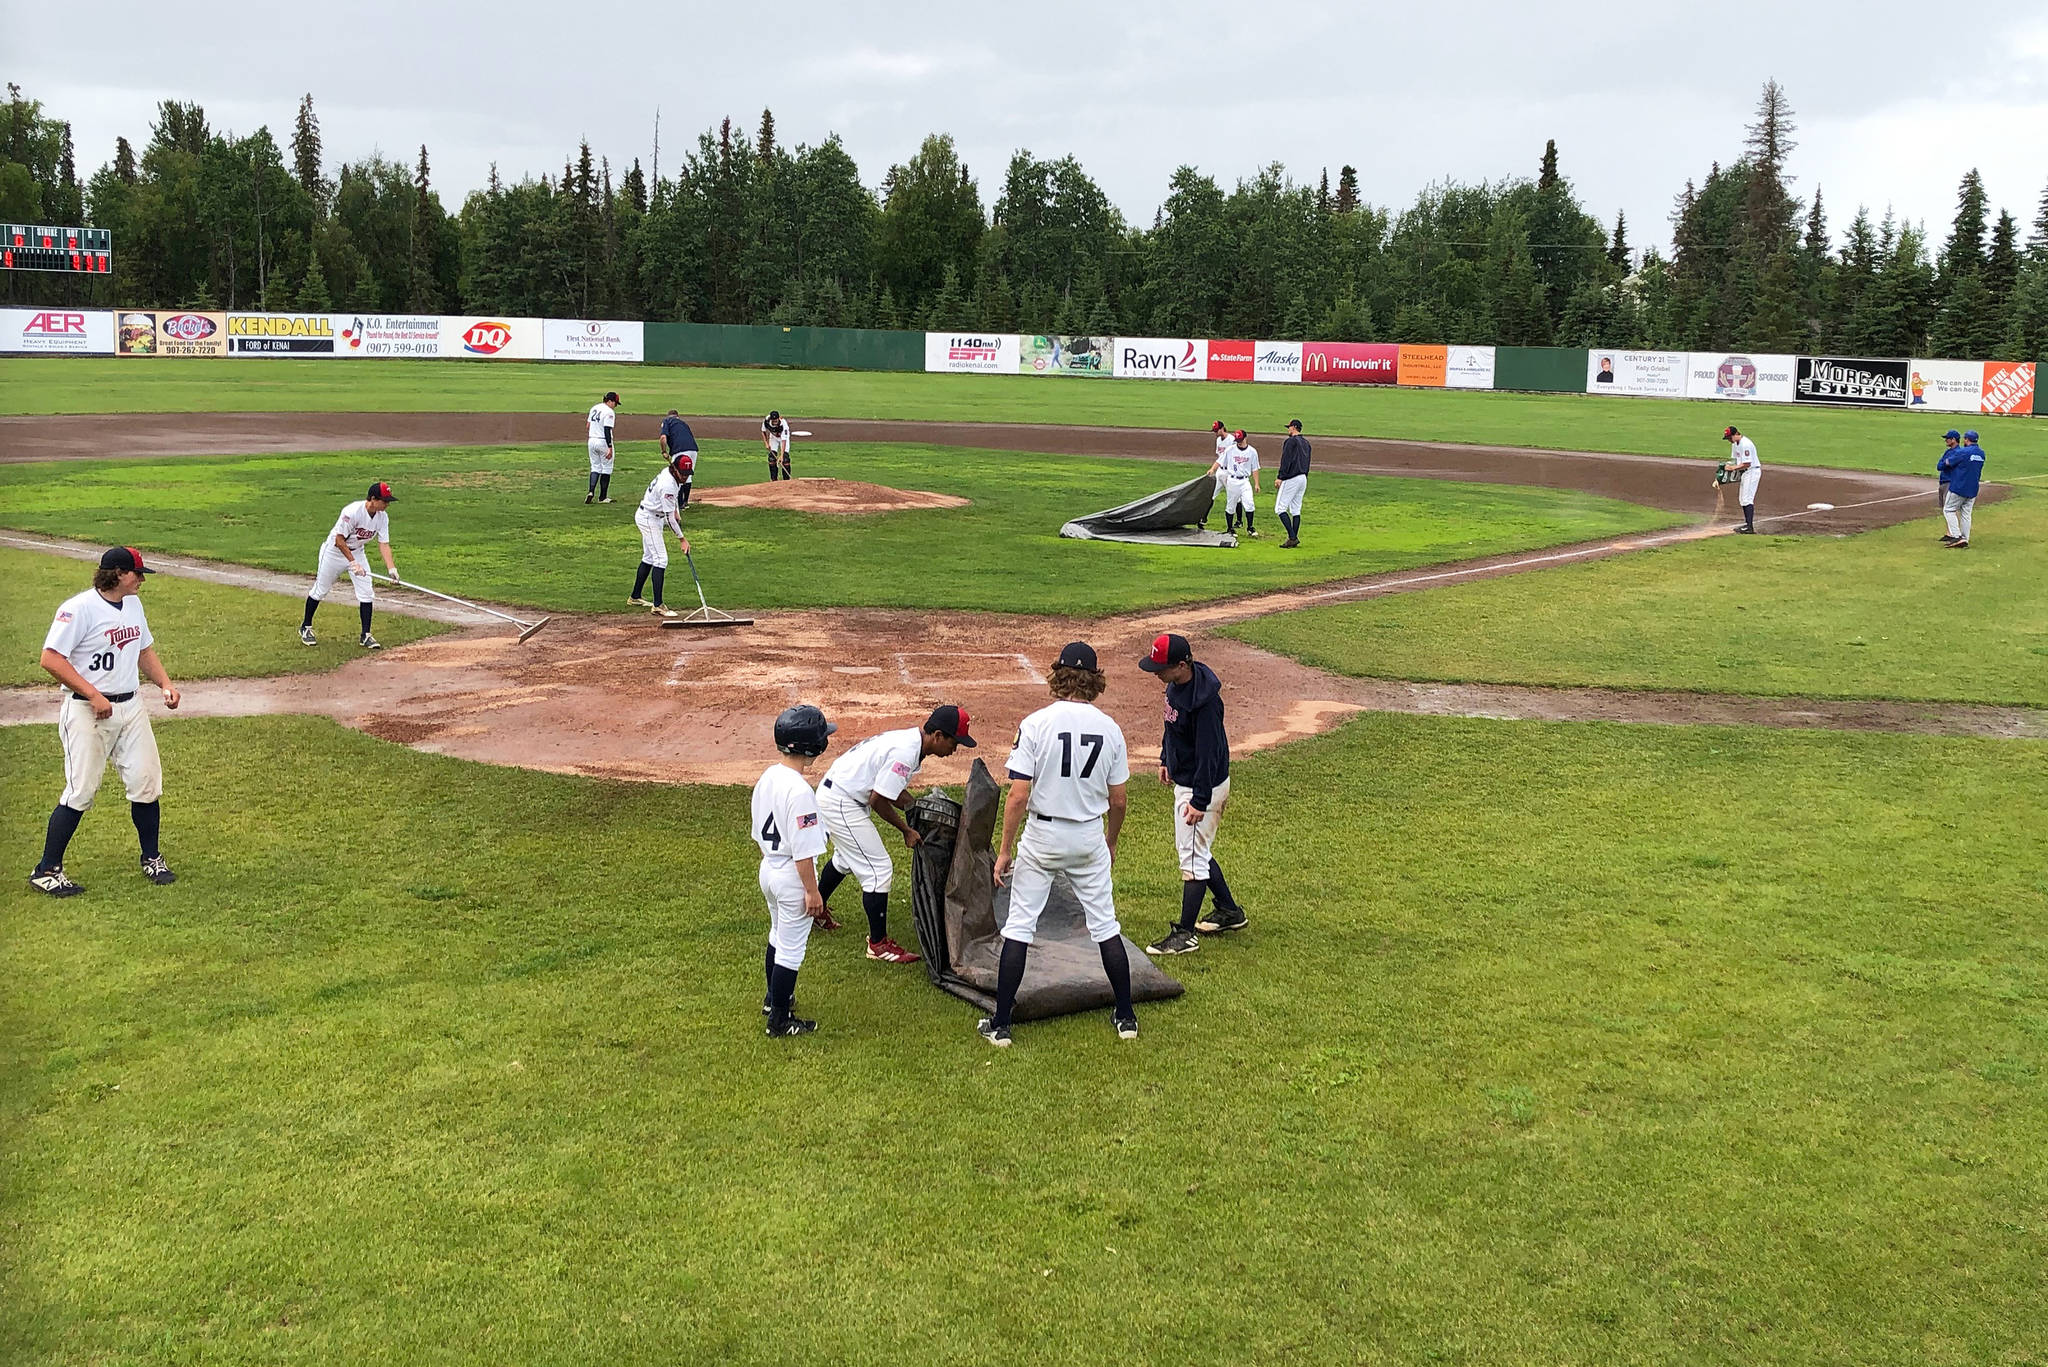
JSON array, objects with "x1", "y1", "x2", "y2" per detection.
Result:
[
  {"x1": 88, "y1": 651, "x2": 115, "y2": 671},
  {"x1": 759, "y1": 814, "x2": 781, "y2": 850},
  {"x1": 1057, "y1": 732, "x2": 1104, "y2": 778}
]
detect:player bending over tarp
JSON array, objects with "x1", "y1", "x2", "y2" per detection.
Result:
[{"x1": 1059, "y1": 474, "x2": 1238, "y2": 548}]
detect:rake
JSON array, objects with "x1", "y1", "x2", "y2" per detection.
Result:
[
  {"x1": 372, "y1": 573, "x2": 552, "y2": 642},
  {"x1": 661, "y1": 548, "x2": 754, "y2": 629}
]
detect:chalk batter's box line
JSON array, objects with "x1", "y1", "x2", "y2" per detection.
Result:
[{"x1": 896, "y1": 652, "x2": 1045, "y2": 686}]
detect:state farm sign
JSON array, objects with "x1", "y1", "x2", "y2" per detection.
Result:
[
  {"x1": 1113, "y1": 337, "x2": 1206, "y2": 380},
  {"x1": 0, "y1": 307, "x2": 114, "y2": 354},
  {"x1": 1302, "y1": 341, "x2": 1398, "y2": 385},
  {"x1": 1206, "y1": 339, "x2": 1254, "y2": 382}
]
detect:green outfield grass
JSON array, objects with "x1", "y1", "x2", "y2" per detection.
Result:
[
  {"x1": 1227, "y1": 489, "x2": 2048, "y2": 708},
  {"x1": 0, "y1": 442, "x2": 1679, "y2": 617},
  {"x1": 2, "y1": 714, "x2": 2043, "y2": 1366},
  {"x1": 0, "y1": 546, "x2": 447, "y2": 686},
  {"x1": 3, "y1": 356, "x2": 2042, "y2": 478}
]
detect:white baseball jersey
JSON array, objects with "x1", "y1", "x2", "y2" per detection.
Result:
[
  {"x1": 752, "y1": 763, "x2": 827, "y2": 867},
  {"x1": 637, "y1": 468, "x2": 683, "y2": 526},
  {"x1": 763, "y1": 416, "x2": 791, "y2": 441},
  {"x1": 587, "y1": 402, "x2": 616, "y2": 447},
  {"x1": 1214, "y1": 433, "x2": 1232, "y2": 463},
  {"x1": 1729, "y1": 436, "x2": 1759, "y2": 469},
  {"x1": 327, "y1": 501, "x2": 389, "y2": 555},
  {"x1": 45, "y1": 589, "x2": 154, "y2": 695},
  {"x1": 822, "y1": 727, "x2": 923, "y2": 807},
  {"x1": 1005, "y1": 700, "x2": 1130, "y2": 822},
  {"x1": 1222, "y1": 444, "x2": 1260, "y2": 481}
]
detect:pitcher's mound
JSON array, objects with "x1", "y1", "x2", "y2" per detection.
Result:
[{"x1": 694, "y1": 477, "x2": 968, "y2": 514}]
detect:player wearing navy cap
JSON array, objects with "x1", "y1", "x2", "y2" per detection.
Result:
[
  {"x1": 980, "y1": 642, "x2": 1138, "y2": 1047},
  {"x1": 762, "y1": 410, "x2": 794, "y2": 481},
  {"x1": 300, "y1": 482, "x2": 400, "y2": 648},
  {"x1": 1937, "y1": 429, "x2": 1961, "y2": 520},
  {"x1": 1938, "y1": 430, "x2": 1986, "y2": 548},
  {"x1": 754, "y1": 704, "x2": 837, "y2": 1037},
  {"x1": 1138, "y1": 633, "x2": 1246, "y2": 956},
  {"x1": 30, "y1": 547, "x2": 182, "y2": 897}
]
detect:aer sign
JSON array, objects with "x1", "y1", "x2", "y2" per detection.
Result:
[{"x1": 0, "y1": 307, "x2": 114, "y2": 353}]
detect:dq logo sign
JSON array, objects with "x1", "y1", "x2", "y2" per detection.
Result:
[
  {"x1": 161, "y1": 313, "x2": 218, "y2": 341},
  {"x1": 461, "y1": 320, "x2": 514, "y2": 355},
  {"x1": 25, "y1": 311, "x2": 87, "y2": 335}
]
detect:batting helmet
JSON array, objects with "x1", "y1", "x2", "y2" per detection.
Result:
[{"x1": 773, "y1": 704, "x2": 836, "y2": 757}]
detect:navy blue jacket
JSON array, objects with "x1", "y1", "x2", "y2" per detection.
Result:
[
  {"x1": 660, "y1": 415, "x2": 699, "y2": 458},
  {"x1": 1278, "y1": 434, "x2": 1312, "y2": 481},
  {"x1": 1939, "y1": 442, "x2": 1986, "y2": 499},
  {"x1": 1160, "y1": 661, "x2": 1230, "y2": 812}
]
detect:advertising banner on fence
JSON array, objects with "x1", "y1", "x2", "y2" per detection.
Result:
[
  {"x1": 1206, "y1": 340, "x2": 1254, "y2": 382},
  {"x1": 226, "y1": 313, "x2": 347, "y2": 355},
  {"x1": 1398, "y1": 345, "x2": 1447, "y2": 387},
  {"x1": 1113, "y1": 337, "x2": 1206, "y2": 380},
  {"x1": 438, "y1": 316, "x2": 542, "y2": 360},
  {"x1": 1445, "y1": 345, "x2": 1495, "y2": 389},
  {"x1": 1982, "y1": 361, "x2": 2036, "y2": 415},
  {"x1": 116, "y1": 310, "x2": 227, "y2": 356},
  {"x1": 543, "y1": 318, "x2": 644, "y2": 363},
  {"x1": 0, "y1": 308, "x2": 113, "y2": 354},
  {"x1": 1587, "y1": 349, "x2": 1688, "y2": 397},
  {"x1": 1684, "y1": 353, "x2": 1796, "y2": 402},
  {"x1": 1302, "y1": 341, "x2": 1398, "y2": 385},
  {"x1": 1253, "y1": 341, "x2": 1302, "y2": 383},
  {"x1": 923, "y1": 332, "x2": 1015, "y2": 373},
  {"x1": 1907, "y1": 359, "x2": 1987, "y2": 413},
  {"x1": 1019, "y1": 334, "x2": 1113, "y2": 377},
  {"x1": 1796, "y1": 356, "x2": 1910, "y2": 407},
  {"x1": 334, "y1": 314, "x2": 442, "y2": 357}
]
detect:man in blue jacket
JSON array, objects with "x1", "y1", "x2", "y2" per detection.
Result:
[
  {"x1": 1936, "y1": 429, "x2": 1960, "y2": 520},
  {"x1": 1138, "y1": 633, "x2": 1247, "y2": 956},
  {"x1": 1937, "y1": 429, "x2": 1986, "y2": 548}
]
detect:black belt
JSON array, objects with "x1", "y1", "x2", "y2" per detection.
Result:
[
  {"x1": 73, "y1": 690, "x2": 134, "y2": 703},
  {"x1": 1032, "y1": 813, "x2": 1090, "y2": 823}
]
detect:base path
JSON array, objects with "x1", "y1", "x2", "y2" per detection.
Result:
[{"x1": 0, "y1": 411, "x2": 1956, "y2": 535}]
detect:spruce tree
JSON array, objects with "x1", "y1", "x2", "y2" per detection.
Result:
[
  {"x1": 407, "y1": 145, "x2": 440, "y2": 312},
  {"x1": 1938, "y1": 168, "x2": 1988, "y2": 286},
  {"x1": 291, "y1": 94, "x2": 323, "y2": 210},
  {"x1": 1334, "y1": 166, "x2": 1359, "y2": 215},
  {"x1": 1537, "y1": 139, "x2": 1559, "y2": 193},
  {"x1": 295, "y1": 252, "x2": 332, "y2": 310},
  {"x1": 1985, "y1": 209, "x2": 2019, "y2": 306},
  {"x1": 1607, "y1": 210, "x2": 1629, "y2": 269},
  {"x1": 113, "y1": 135, "x2": 136, "y2": 184},
  {"x1": 756, "y1": 108, "x2": 776, "y2": 163}
]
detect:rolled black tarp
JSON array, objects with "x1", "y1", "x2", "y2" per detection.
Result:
[{"x1": 1059, "y1": 473, "x2": 1237, "y2": 547}]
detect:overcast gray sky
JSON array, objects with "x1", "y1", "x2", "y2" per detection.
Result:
[{"x1": 14, "y1": 1, "x2": 2048, "y2": 251}]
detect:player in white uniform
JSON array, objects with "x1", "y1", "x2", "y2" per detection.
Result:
[
  {"x1": 816, "y1": 704, "x2": 978, "y2": 964},
  {"x1": 300, "y1": 482, "x2": 400, "y2": 649},
  {"x1": 753, "y1": 704, "x2": 837, "y2": 1037},
  {"x1": 629, "y1": 453, "x2": 692, "y2": 617},
  {"x1": 1722, "y1": 425, "x2": 1762, "y2": 534},
  {"x1": 1207, "y1": 430, "x2": 1262, "y2": 539},
  {"x1": 762, "y1": 410, "x2": 793, "y2": 481},
  {"x1": 981, "y1": 641, "x2": 1138, "y2": 1047},
  {"x1": 1205, "y1": 420, "x2": 1231, "y2": 527},
  {"x1": 30, "y1": 547, "x2": 182, "y2": 897},
  {"x1": 585, "y1": 391, "x2": 620, "y2": 504}
]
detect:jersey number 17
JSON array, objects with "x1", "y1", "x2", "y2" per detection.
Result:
[{"x1": 1056, "y1": 732, "x2": 1104, "y2": 779}]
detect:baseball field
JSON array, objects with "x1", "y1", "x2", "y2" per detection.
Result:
[{"x1": 2, "y1": 358, "x2": 2043, "y2": 1366}]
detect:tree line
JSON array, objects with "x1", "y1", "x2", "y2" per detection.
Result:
[{"x1": 3, "y1": 80, "x2": 2045, "y2": 363}]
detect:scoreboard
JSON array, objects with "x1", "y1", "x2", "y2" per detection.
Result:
[{"x1": 2, "y1": 225, "x2": 113, "y2": 273}]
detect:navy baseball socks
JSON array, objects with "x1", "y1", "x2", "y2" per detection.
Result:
[
  {"x1": 649, "y1": 567, "x2": 665, "y2": 606},
  {"x1": 632, "y1": 562, "x2": 652, "y2": 601},
  {"x1": 1177, "y1": 877, "x2": 1208, "y2": 931},
  {"x1": 988, "y1": 937, "x2": 1029, "y2": 1028},
  {"x1": 36, "y1": 803, "x2": 85, "y2": 874},
  {"x1": 301, "y1": 597, "x2": 319, "y2": 630},
  {"x1": 765, "y1": 963, "x2": 814, "y2": 1035},
  {"x1": 861, "y1": 890, "x2": 889, "y2": 943},
  {"x1": 586, "y1": 471, "x2": 600, "y2": 502},
  {"x1": 1741, "y1": 504, "x2": 1756, "y2": 532},
  {"x1": 982, "y1": 934, "x2": 1135, "y2": 1039},
  {"x1": 358, "y1": 602, "x2": 374, "y2": 637},
  {"x1": 817, "y1": 861, "x2": 847, "y2": 905}
]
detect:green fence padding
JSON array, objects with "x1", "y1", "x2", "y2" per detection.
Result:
[
  {"x1": 643, "y1": 323, "x2": 923, "y2": 371},
  {"x1": 1493, "y1": 346, "x2": 1589, "y2": 394}
]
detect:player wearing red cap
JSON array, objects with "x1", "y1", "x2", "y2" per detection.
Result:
[
  {"x1": 1720, "y1": 426, "x2": 1761, "y2": 533},
  {"x1": 1205, "y1": 420, "x2": 1231, "y2": 528},
  {"x1": 1138, "y1": 633, "x2": 1245, "y2": 955},
  {"x1": 1207, "y1": 430, "x2": 1263, "y2": 539},
  {"x1": 301, "y1": 482, "x2": 400, "y2": 648}
]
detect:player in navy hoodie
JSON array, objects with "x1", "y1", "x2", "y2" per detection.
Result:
[{"x1": 1138, "y1": 633, "x2": 1247, "y2": 955}]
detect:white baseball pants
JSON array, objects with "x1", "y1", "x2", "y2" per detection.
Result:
[
  {"x1": 1172, "y1": 777, "x2": 1229, "y2": 878},
  {"x1": 1001, "y1": 818, "x2": 1120, "y2": 946},
  {"x1": 587, "y1": 439, "x2": 614, "y2": 473},
  {"x1": 1274, "y1": 476, "x2": 1306, "y2": 517},
  {"x1": 308, "y1": 546, "x2": 375, "y2": 603},
  {"x1": 1225, "y1": 476, "x2": 1255, "y2": 515},
  {"x1": 635, "y1": 514, "x2": 669, "y2": 568},
  {"x1": 820, "y1": 787, "x2": 894, "y2": 894},
  {"x1": 1738, "y1": 466, "x2": 1761, "y2": 506},
  {"x1": 760, "y1": 860, "x2": 816, "y2": 970},
  {"x1": 1944, "y1": 491, "x2": 1975, "y2": 541},
  {"x1": 58, "y1": 695, "x2": 163, "y2": 811}
]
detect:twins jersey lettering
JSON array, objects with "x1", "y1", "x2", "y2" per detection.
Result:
[
  {"x1": 587, "y1": 402, "x2": 616, "y2": 448},
  {"x1": 821, "y1": 727, "x2": 923, "y2": 807},
  {"x1": 327, "y1": 501, "x2": 390, "y2": 554},
  {"x1": 1005, "y1": 700, "x2": 1131, "y2": 822},
  {"x1": 44, "y1": 589, "x2": 154, "y2": 695},
  {"x1": 1222, "y1": 445, "x2": 1260, "y2": 481},
  {"x1": 751, "y1": 763, "x2": 827, "y2": 867}
]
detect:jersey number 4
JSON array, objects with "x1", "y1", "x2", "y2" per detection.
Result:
[
  {"x1": 1057, "y1": 732, "x2": 1104, "y2": 779},
  {"x1": 759, "y1": 814, "x2": 781, "y2": 850}
]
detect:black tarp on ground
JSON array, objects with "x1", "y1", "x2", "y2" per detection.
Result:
[
  {"x1": 1059, "y1": 473, "x2": 1237, "y2": 547},
  {"x1": 907, "y1": 760, "x2": 1183, "y2": 1021}
]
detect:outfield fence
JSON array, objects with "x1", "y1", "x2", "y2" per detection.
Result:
[{"x1": 2, "y1": 307, "x2": 2035, "y2": 417}]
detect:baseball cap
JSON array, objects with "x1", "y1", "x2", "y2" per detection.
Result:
[
  {"x1": 1211, "y1": 420, "x2": 1225, "y2": 432},
  {"x1": 1232, "y1": 429, "x2": 1247, "y2": 441},
  {"x1": 925, "y1": 704, "x2": 977, "y2": 747},
  {"x1": 1139, "y1": 632, "x2": 1192, "y2": 674},
  {"x1": 1287, "y1": 419, "x2": 1302, "y2": 431},
  {"x1": 100, "y1": 546, "x2": 153, "y2": 576},
  {"x1": 1054, "y1": 641, "x2": 1098, "y2": 671},
  {"x1": 769, "y1": 409, "x2": 781, "y2": 419},
  {"x1": 1722, "y1": 426, "x2": 1739, "y2": 439},
  {"x1": 1943, "y1": 429, "x2": 1962, "y2": 440},
  {"x1": 367, "y1": 481, "x2": 397, "y2": 503},
  {"x1": 604, "y1": 391, "x2": 620, "y2": 403},
  {"x1": 1964, "y1": 429, "x2": 1980, "y2": 442}
]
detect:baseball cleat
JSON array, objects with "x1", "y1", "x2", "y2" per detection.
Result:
[
  {"x1": 816, "y1": 907, "x2": 843, "y2": 932},
  {"x1": 360, "y1": 632, "x2": 383, "y2": 649},
  {"x1": 585, "y1": 493, "x2": 595, "y2": 504},
  {"x1": 598, "y1": 497, "x2": 613, "y2": 504},
  {"x1": 1196, "y1": 905, "x2": 1248, "y2": 934},
  {"x1": 298, "y1": 625, "x2": 317, "y2": 646},
  {"x1": 28, "y1": 867, "x2": 83, "y2": 897},
  {"x1": 627, "y1": 597, "x2": 652, "y2": 608},
  {"x1": 1939, "y1": 535, "x2": 1959, "y2": 543},
  {"x1": 140, "y1": 855, "x2": 176, "y2": 885},
  {"x1": 1112, "y1": 1012, "x2": 1139, "y2": 1040},
  {"x1": 1282, "y1": 538, "x2": 1300, "y2": 548},
  {"x1": 977, "y1": 1017, "x2": 1012, "y2": 1048},
  {"x1": 765, "y1": 1015, "x2": 819, "y2": 1038},
  {"x1": 1145, "y1": 925, "x2": 1200, "y2": 956},
  {"x1": 1734, "y1": 526, "x2": 1755, "y2": 534},
  {"x1": 866, "y1": 938, "x2": 921, "y2": 964},
  {"x1": 650, "y1": 605, "x2": 679, "y2": 619},
  {"x1": 1949, "y1": 539, "x2": 1969, "y2": 548}
]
